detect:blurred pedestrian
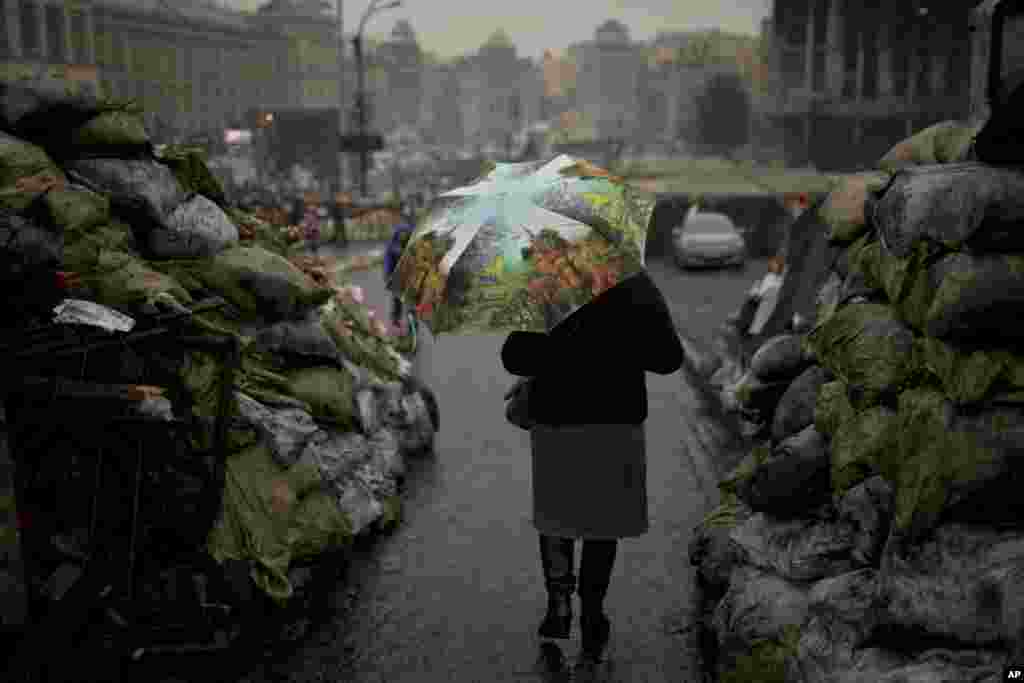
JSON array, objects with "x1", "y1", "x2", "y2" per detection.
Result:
[
  {"x1": 383, "y1": 206, "x2": 416, "y2": 327},
  {"x1": 330, "y1": 195, "x2": 348, "y2": 246},
  {"x1": 302, "y1": 203, "x2": 322, "y2": 256},
  {"x1": 500, "y1": 270, "x2": 684, "y2": 662}
]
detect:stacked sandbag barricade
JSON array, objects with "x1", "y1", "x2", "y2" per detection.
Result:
[
  {"x1": 0, "y1": 78, "x2": 439, "y2": 608},
  {"x1": 690, "y1": 119, "x2": 1024, "y2": 682}
]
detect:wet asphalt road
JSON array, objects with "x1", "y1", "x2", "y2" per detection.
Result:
[{"x1": 255, "y1": 244, "x2": 764, "y2": 683}]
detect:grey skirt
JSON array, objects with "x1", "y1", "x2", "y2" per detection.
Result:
[{"x1": 529, "y1": 423, "x2": 648, "y2": 539}]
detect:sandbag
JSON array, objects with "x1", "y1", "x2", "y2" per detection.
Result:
[
  {"x1": 286, "y1": 366, "x2": 358, "y2": 430},
  {"x1": 0, "y1": 131, "x2": 64, "y2": 212},
  {"x1": 365, "y1": 428, "x2": 404, "y2": 482},
  {"x1": 772, "y1": 365, "x2": 832, "y2": 442},
  {"x1": 830, "y1": 648, "x2": 1006, "y2": 683},
  {"x1": 147, "y1": 194, "x2": 239, "y2": 259},
  {"x1": 819, "y1": 171, "x2": 892, "y2": 244},
  {"x1": 156, "y1": 145, "x2": 228, "y2": 208},
  {"x1": 0, "y1": 210, "x2": 61, "y2": 278},
  {"x1": 65, "y1": 158, "x2": 187, "y2": 221},
  {"x1": 837, "y1": 476, "x2": 895, "y2": 567},
  {"x1": 156, "y1": 246, "x2": 332, "y2": 322},
  {"x1": 877, "y1": 120, "x2": 981, "y2": 171},
  {"x1": 795, "y1": 569, "x2": 880, "y2": 682},
  {"x1": 251, "y1": 316, "x2": 341, "y2": 366},
  {"x1": 750, "y1": 334, "x2": 811, "y2": 382},
  {"x1": 0, "y1": 80, "x2": 137, "y2": 141},
  {"x1": 689, "y1": 498, "x2": 753, "y2": 592},
  {"x1": 852, "y1": 239, "x2": 940, "y2": 325},
  {"x1": 830, "y1": 406, "x2": 899, "y2": 496},
  {"x1": 84, "y1": 250, "x2": 192, "y2": 313},
  {"x1": 871, "y1": 162, "x2": 1024, "y2": 257},
  {"x1": 335, "y1": 478, "x2": 384, "y2": 537},
  {"x1": 815, "y1": 380, "x2": 856, "y2": 437},
  {"x1": 392, "y1": 390, "x2": 437, "y2": 454},
  {"x1": 737, "y1": 425, "x2": 831, "y2": 517},
  {"x1": 940, "y1": 403, "x2": 1024, "y2": 527},
  {"x1": 878, "y1": 523, "x2": 1024, "y2": 650},
  {"x1": 40, "y1": 185, "x2": 110, "y2": 235},
  {"x1": 729, "y1": 511, "x2": 859, "y2": 583},
  {"x1": 298, "y1": 429, "x2": 373, "y2": 483},
  {"x1": 807, "y1": 304, "x2": 918, "y2": 409},
  {"x1": 879, "y1": 388, "x2": 1024, "y2": 540},
  {"x1": 69, "y1": 110, "x2": 149, "y2": 150},
  {"x1": 733, "y1": 370, "x2": 792, "y2": 424},
  {"x1": 923, "y1": 251, "x2": 1024, "y2": 343},
  {"x1": 914, "y1": 335, "x2": 1024, "y2": 405},
  {"x1": 206, "y1": 442, "x2": 345, "y2": 603},
  {"x1": 712, "y1": 566, "x2": 809, "y2": 652},
  {"x1": 235, "y1": 392, "x2": 320, "y2": 468}
]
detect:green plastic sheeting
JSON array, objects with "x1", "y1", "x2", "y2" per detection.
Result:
[
  {"x1": 70, "y1": 110, "x2": 150, "y2": 149},
  {"x1": 853, "y1": 237, "x2": 942, "y2": 332},
  {"x1": 720, "y1": 625, "x2": 802, "y2": 683},
  {"x1": 286, "y1": 366, "x2": 359, "y2": 431},
  {"x1": 830, "y1": 405, "x2": 899, "y2": 496},
  {"x1": 0, "y1": 131, "x2": 64, "y2": 212},
  {"x1": 153, "y1": 246, "x2": 331, "y2": 320},
  {"x1": 85, "y1": 250, "x2": 193, "y2": 311},
  {"x1": 207, "y1": 442, "x2": 353, "y2": 603},
  {"x1": 807, "y1": 304, "x2": 919, "y2": 409},
  {"x1": 322, "y1": 302, "x2": 402, "y2": 381},
  {"x1": 914, "y1": 336, "x2": 1024, "y2": 405},
  {"x1": 820, "y1": 171, "x2": 891, "y2": 244},
  {"x1": 877, "y1": 120, "x2": 981, "y2": 172},
  {"x1": 814, "y1": 380, "x2": 855, "y2": 437},
  {"x1": 42, "y1": 186, "x2": 110, "y2": 235},
  {"x1": 879, "y1": 388, "x2": 1005, "y2": 542},
  {"x1": 157, "y1": 145, "x2": 228, "y2": 208}
]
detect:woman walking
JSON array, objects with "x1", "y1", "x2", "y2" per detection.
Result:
[{"x1": 500, "y1": 270, "x2": 684, "y2": 662}]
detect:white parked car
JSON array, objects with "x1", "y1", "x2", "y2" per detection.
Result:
[{"x1": 673, "y1": 207, "x2": 747, "y2": 270}]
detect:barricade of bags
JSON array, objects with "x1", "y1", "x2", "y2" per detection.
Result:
[
  {"x1": 691, "y1": 119, "x2": 1024, "y2": 682},
  {"x1": 0, "y1": 79, "x2": 438, "y2": 604}
]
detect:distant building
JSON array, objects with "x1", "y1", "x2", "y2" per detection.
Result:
[
  {"x1": 758, "y1": 0, "x2": 973, "y2": 170},
  {"x1": 453, "y1": 30, "x2": 542, "y2": 151},
  {"x1": 377, "y1": 20, "x2": 423, "y2": 133},
  {"x1": 568, "y1": 20, "x2": 645, "y2": 140}
]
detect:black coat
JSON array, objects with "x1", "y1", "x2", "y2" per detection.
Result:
[{"x1": 501, "y1": 270, "x2": 684, "y2": 426}]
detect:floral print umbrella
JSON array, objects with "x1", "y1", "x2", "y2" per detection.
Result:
[{"x1": 388, "y1": 154, "x2": 656, "y2": 335}]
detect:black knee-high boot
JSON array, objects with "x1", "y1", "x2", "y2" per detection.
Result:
[
  {"x1": 579, "y1": 539, "x2": 617, "y2": 659},
  {"x1": 538, "y1": 534, "x2": 576, "y2": 639}
]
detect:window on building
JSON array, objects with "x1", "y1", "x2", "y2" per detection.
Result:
[
  {"x1": 45, "y1": 4, "x2": 64, "y2": 62},
  {"x1": 71, "y1": 10, "x2": 87, "y2": 64},
  {"x1": 19, "y1": 1, "x2": 38, "y2": 55},
  {"x1": 842, "y1": 10, "x2": 858, "y2": 98},
  {"x1": 862, "y1": 23, "x2": 879, "y2": 99}
]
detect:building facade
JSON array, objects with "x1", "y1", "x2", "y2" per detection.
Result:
[
  {"x1": 375, "y1": 19, "x2": 422, "y2": 133},
  {"x1": 759, "y1": 0, "x2": 976, "y2": 170},
  {"x1": 0, "y1": 0, "x2": 346, "y2": 141},
  {"x1": 568, "y1": 20, "x2": 645, "y2": 140}
]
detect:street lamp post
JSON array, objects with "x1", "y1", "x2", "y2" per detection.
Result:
[
  {"x1": 354, "y1": 0, "x2": 402, "y2": 199},
  {"x1": 336, "y1": 0, "x2": 346, "y2": 198}
]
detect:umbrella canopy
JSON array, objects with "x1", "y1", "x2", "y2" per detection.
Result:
[{"x1": 389, "y1": 154, "x2": 656, "y2": 335}]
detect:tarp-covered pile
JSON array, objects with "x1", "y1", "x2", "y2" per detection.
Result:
[
  {"x1": 690, "y1": 120, "x2": 1024, "y2": 682},
  {"x1": 0, "y1": 78, "x2": 438, "y2": 604}
]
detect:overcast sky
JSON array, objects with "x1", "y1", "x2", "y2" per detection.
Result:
[{"x1": 218, "y1": 0, "x2": 771, "y2": 60}]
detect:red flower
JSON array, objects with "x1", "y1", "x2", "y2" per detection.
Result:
[{"x1": 416, "y1": 301, "x2": 434, "y2": 318}]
